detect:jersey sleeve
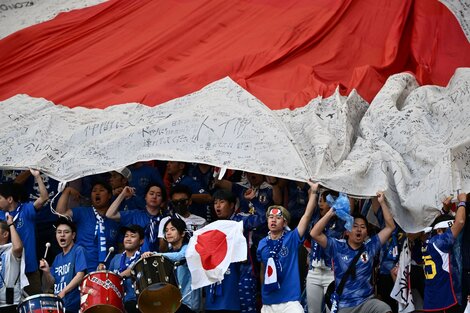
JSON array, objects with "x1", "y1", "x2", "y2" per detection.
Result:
[
  {"x1": 433, "y1": 229, "x2": 454, "y2": 252},
  {"x1": 74, "y1": 246, "x2": 88, "y2": 273}
]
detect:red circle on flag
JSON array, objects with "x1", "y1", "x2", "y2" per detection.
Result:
[
  {"x1": 195, "y1": 229, "x2": 228, "y2": 270},
  {"x1": 267, "y1": 265, "x2": 273, "y2": 277}
]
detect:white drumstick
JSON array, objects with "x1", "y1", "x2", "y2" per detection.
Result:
[
  {"x1": 103, "y1": 247, "x2": 115, "y2": 264},
  {"x1": 44, "y1": 242, "x2": 51, "y2": 259}
]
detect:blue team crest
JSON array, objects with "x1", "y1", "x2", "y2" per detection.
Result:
[
  {"x1": 110, "y1": 228, "x2": 118, "y2": 239},
  {"x1": 280, "y1": 246, "x2": 289, "y2": 257},
  {"x1": 15, "y1": 217, "x2": 24, "y2": 229},
  {"x1": 259, "y1": 193, "x2": 268, "y2": 204},
  {"x1": 360, "y1": 251, "x2": 369, "y2": 263}
]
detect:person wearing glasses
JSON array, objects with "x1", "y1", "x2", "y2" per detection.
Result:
[
  {"x1": 39, "y1": 217, "x2": 87, "y2": 313},
  {"x1": 106, "y1": 183, "x2": 167, "y2": 252},
  {"x1": 165, "y1": 161, "x2": 212, "y2": 220},
  {"x1": 158, "y1": 185, "x2": 207, "y2": 240}
]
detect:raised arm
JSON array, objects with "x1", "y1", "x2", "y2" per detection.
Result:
[
  {"x1": 7, "y1": 214, "x2": 23, "y2": 258},
  {"x1": 56, "y1": 186, "x2": 81, "y2": 218},
  {"x1": 377, "y1": 192, "x2": 396, "y2": 244},
  {"x1": 31, "y1": 170, "x2": 49, "y2": 210},
  {"x1": 266, "y1": 176, "x2": 284, "y2": 205},
  {"x1": 310, "y1": 208, "x2": 335, "y2": 249},
  {"x1": 297, "y1": 181, "x2": 319, "y2": 237},
  {"x1": 39, "y1": 259, "x2": 55, "y2": 292},
  {"x1": 106, "y1": 186, "x2": 135, "y2": 221},
  {"x1": 451, "y1": 192, "x2": 467, "y2": 238}
]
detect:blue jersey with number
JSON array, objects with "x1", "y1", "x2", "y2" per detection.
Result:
[
  {"x1": 325, "y1": 235, "x2": 381, "y2": 309},
  {"x1": 422, "y1": 229, "x2": 459, "y2": 310}
]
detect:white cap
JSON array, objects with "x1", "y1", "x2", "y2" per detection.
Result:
[{"x1": 116, "y1": 167, "x2": 132, "y2": 181}]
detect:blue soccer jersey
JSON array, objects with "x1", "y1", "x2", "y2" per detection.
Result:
[
  {"x1": 257, "y1": 229, "x2": 304, "y2": 305},
  {"x1": 109, "y1": 254, "x2": 137, "y2": 303},
  {"x1": 422, "y1": 228, "x2": 459, "y2": 311},
  {"x1": 72, "y1": 207, "x2": 119, "y2": 272},
  {"x1": 325, "y1": 235, "x2": 381, "y2": 309},
  {"x1": 232, "y1": 181, "x2": 273, "y2": 215},
  {"x1": 51, "y1": 245, "x2": 87, "y2": 312},
  {"x1": 204, "y1": 262, "x2": 241, "y2": 311},
  {"x1": 0, "y1": 202, "x2": 38, "y2": 273},
  {"x1": 120, "y1": 210, "x2": 164, "y2": 252}
]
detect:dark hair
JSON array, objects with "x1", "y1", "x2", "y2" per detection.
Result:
[
  {"x1": 169, "y1": 184, "x2": 192, "y2": 199},
  {"x1": 213, "y1": 189, "x2": 236, "y2": 204},
  {"x1": 121, "y1": 224, "x2": 145, "y2": 240},
  {"x1": 91, "y1": 180, "x2": 113, "y2": 195},
  {"x1": 145, "y1": 182, "x2": 167, "y2": 202},
  {"x1": 0, "y1": 220, "x2": 9, "y2": 233},
  {"x1": 0, "y1": 183, "x2": 28, "y2": 203},
  {"x1": 163, "y1": 218, "x2": 189, "y2": 244},
  {"x1": 54, "y1": 217, "x2": 77, "y2": 233},
  {"x1": 352, "y1": 213, "x2": 369, "y2": 232},
  {"x1": 320, "y1": 189, "x2": 339, "y2": 203}
]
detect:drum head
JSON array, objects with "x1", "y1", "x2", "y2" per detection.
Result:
[{"x1": 138, "y1": 283, "x2": 181, "y2": 313}]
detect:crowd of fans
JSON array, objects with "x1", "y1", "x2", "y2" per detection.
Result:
[{"x1": 0, "y1": 160, "x2": 468, "y2": 313}]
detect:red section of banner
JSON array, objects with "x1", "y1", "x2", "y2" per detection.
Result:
[{"x1": 0, "y1": 0, "x2": 468, "y2": 109}]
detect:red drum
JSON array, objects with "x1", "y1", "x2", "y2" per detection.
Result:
[
  {"x1": 80, "y1": 270, "x2": 124, "y2": 313},
  {"x1": 17, "y1": 294, "x2": 64, "y2": 313}
]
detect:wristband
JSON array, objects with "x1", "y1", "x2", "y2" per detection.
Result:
[
  {"x1": 458, "y1": 201, "x2": 466, "y2": 208},
  {"x1": 7, "y1": 223, "x2": 15, "y2": 227}
]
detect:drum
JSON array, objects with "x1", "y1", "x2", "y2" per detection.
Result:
[
  {"x1": 131, "y1": 255, "x2": 181, "y2": 313},
  {"x1": 17, "y1": 294, "x2": 64, "y2": 313},
  {"x1": 80, "y1": 271, "x2": 124, "y2": 313}
]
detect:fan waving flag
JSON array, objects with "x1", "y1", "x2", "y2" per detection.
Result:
[
  {"x1": 391, "y1": 239, "x2": 415, "y2": 313},
  {"x1": 186, "y1": 220, "x2": 247, "y2": 290}
]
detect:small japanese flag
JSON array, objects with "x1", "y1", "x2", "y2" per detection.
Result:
[
  {"x1": 264, "y1": 257, "x2": 280, "y2": 291},
  {"x1": 186, "y1": 220, "x2": 247, "y2": 289}
]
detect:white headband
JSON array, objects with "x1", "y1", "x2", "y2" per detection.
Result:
[{"x1": 433, "y1": 220, "x2": 454, "y2": 230}]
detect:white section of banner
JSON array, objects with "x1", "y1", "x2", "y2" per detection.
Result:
[
  {"x1": 0, "y1": 0, "x2": 107, "y2": 39},
  {"x1": 1, "y1": 69, "x2": 470, "y2": 231},
  {"x1": 439, "y1": 0, "x2": 470, "y2": 43}
]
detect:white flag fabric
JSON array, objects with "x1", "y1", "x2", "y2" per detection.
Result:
[
  {"x1": 186, "y1": 220, "x2": 247, "y2": 289},
  {"x1": 391, "y1": 238, "x2": 415, "y2": 313}
]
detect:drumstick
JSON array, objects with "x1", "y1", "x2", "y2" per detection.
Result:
[
  {"x1": 103, "y1": 247, "x2": 115, "y2": 264},
  {"x1": 44, "y1": 242, "x2": 51, "y2": 259}
]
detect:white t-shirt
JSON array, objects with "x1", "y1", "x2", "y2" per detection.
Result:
[{"x1": 0, "y1": 243, "x2": 25, "y2": 306}]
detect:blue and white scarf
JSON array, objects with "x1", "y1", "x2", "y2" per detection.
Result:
[
  {"x1": 264, "y1": 232, "x2": 285, "y2": 292},
  {"x1": 119, "y1": 250, "x2": 141, "y2": 272},
  {"x1": 146, "y1": 214, "x2": 162, "y2": 249},
  {"x1": 92, "y1": 207, "x2": 107, "y2": 262}
]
